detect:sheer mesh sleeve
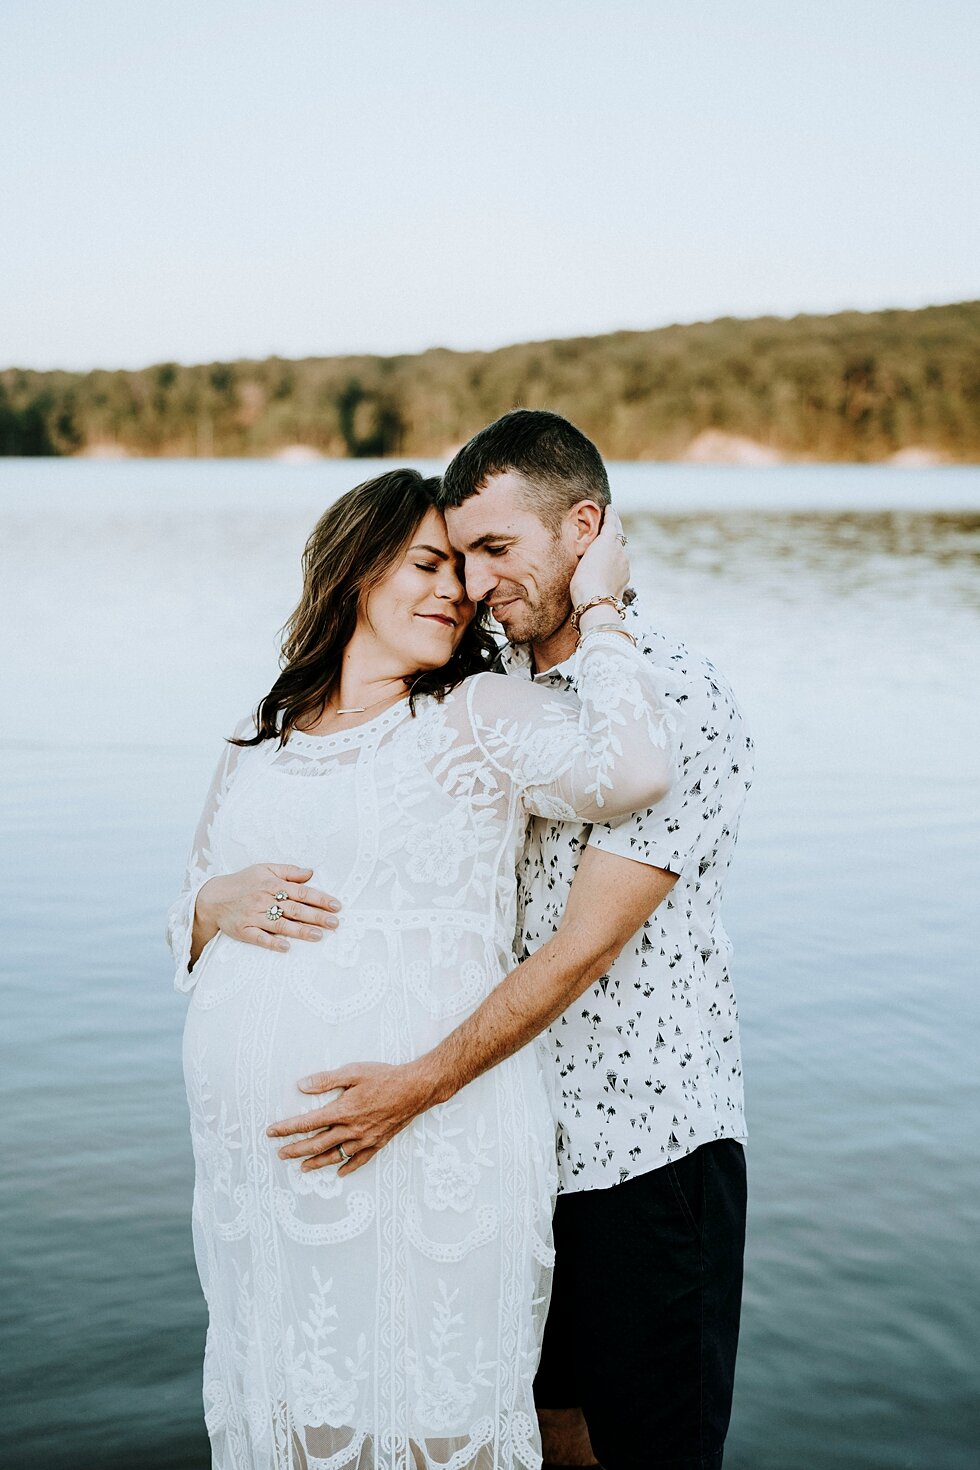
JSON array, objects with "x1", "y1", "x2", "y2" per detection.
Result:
[
  {"x1": 165, "y1": 718, "x2": 254, "y2": 992},
  {"x1": 463, "y1": 631, "x2": 679, "y2": 822}
]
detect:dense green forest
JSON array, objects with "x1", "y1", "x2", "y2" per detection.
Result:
[{"x1": 2, "y1": 301, "x2": 978, "y2": 461}]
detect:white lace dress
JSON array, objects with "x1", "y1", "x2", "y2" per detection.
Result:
[{"x1": 166, "y1": 634, "x2": 676, "y2": 1470}]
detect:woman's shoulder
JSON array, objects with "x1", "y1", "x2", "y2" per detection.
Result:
[
  {"x1": 417, "y1": 669, "x2": 506, "y2": 711},
  {"x1": 448, "y1": 668, "x2": 578, "y2": 725},
  {"x1": 411, "y1": 670, "x2": 579, "y2": 747}
]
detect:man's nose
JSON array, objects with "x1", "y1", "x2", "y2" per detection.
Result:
[{"x1": 465, "y1": 562, "x2": 497, "y2": 603}]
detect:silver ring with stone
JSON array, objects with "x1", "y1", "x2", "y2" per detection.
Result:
[
  {"x1": 273, "y1": 891, "x2": 287, "y2": 902},
  {"x1": 266, "y1": 903, "x2": 284, "y2": 923},
  {"x1": 337, "y1": 1144, "x2": 352, "y2": 1164}
]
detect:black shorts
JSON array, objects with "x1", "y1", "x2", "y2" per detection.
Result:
[{"x1": 534, "y1": 1139, "x2": 747, "y2": 1470}]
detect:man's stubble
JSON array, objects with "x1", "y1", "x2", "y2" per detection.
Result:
[{"x1": 498, "y1": 538, "x2": 578, "y2": 647}]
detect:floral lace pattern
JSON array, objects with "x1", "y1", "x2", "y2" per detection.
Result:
[{"x1": 168, "y1": 632, "x2": 678, "y2": 1468}]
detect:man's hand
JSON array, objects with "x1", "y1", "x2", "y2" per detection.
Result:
[
  {"x1": 192, "y1": 864, "x2": 341, "y2": 964},
  {"x1": 266, "y1": 1060, "x2": 439, "y2": 1177}
]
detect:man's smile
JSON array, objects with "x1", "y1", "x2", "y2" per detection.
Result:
[{"x1": 488, "y1": 596, "x2": 520, "y2": 617}]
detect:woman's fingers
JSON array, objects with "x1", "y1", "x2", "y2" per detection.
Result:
[
  {"x1": 284, "y1": 881, "x2": 342, "y2": 915},
  {"x1": 277, "y1": 897, "x2": 339, "y2": 931},
  {"x1": 205, "y1": 865, "x2": 342, "y2": 951},
  {"x1": 241, "y1": 926, "x2": 290, "y2": 953},
  {"x1": 268, "y1": 864, "x2": 315, "y2": 883},
  {"x1": 262, "y1": 915, "x2": 325, "y2": 943},
  {"x1": 254, "y1": 885, "x2": 341, "y2": 940},
  {"x1": 266, "y1": 867, "x2": 342, "y2": 916}
]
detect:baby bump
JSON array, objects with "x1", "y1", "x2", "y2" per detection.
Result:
[
  {"x1": 181, "y1": 922, "x2": 492, "y2": 1142},
  {"x1": 183, "y1": 932, "x2": 388, "y2": 1124},
  {"x1": 183, "y1": 937, "x2": 558, "y2": 1301},
  {"x1": 188, "y1": 919, "x2": 506, "y2": 1045},
  {"x1": 182, "y1": 942, "x2": 370, "y2": 1227}
]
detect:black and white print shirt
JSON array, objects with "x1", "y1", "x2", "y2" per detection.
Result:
[{"x1": 502, "y1": 598, "x2": 754, "y2": 1193}]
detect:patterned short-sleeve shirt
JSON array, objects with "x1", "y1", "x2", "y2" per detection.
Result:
[{"x1": 502, "y1": 598, "x2": 754, "y2": 1194}]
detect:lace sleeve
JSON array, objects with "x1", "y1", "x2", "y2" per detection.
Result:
[
  {"x1": 464, "y1": 631, "x2": 679, "y2": 822},
  {"x1": 165, "y1": 718, "x2": 254, "y2": 992}
]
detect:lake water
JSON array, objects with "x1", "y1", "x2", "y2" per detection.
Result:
[{"x1": 1, "y1": 459, "x2": 978, "y2": 1470}]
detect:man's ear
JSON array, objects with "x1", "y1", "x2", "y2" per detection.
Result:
[{"x1": 564, "y1": 500, "x2": 604, "y2": 554}]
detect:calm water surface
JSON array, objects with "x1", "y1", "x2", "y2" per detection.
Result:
[{"x1": 1, "y1": 460, "x2": 979, "y2": 1469}]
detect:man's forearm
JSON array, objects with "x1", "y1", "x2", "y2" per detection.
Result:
[
  {"x1": 266, "y1": 917, "x2": 618, "y2": 1171},
  {"x1": 415, "y1": 848, "x2": 678, "y2": 1108},
  {"x1": 416, "y1": 915, "x2": 617, "y2": 1106}
]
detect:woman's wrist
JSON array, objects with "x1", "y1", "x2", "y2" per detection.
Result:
[
  {"x1": 195, "y1": 876, "x2": 221, "y2": 926},
  {"x1": 575, "y1": 600, "x2": 627, "y2": 636},
  {"x1": 192, "y1": 876, "x2": 224, "y2": 951},
  {"x1": 578, "y1": 621, "x2": 637, "y2": 648}
]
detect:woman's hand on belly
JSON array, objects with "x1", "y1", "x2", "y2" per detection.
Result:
[{"x1": 193, "y1": 863, "x2": 341, "y2": 961}]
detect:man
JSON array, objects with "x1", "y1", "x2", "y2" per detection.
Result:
[{"x1": 267, "y1": 410, "x2": 754, "y2": 1469}]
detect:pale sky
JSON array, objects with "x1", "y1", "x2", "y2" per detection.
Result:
[{"x1": 2, "y1": 0, "x2": 978, "y2": 372}]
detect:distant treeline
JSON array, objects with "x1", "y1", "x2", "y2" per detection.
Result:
[{"x1": 2, "y1": 301, "x2": 979, "y2": 461}]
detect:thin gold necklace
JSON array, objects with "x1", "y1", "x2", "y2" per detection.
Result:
[{"x1": 333, "y1": 685, "x2": 406, "y2": 717}]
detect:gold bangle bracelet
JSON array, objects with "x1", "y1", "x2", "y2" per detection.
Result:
[{"x1": 578, "y1": 623, "x2": 637, "y2": 647}]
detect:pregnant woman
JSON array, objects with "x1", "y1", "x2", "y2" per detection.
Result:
[{"x1": 167, "y1": 469, "x2": 675, "y2": 1470}]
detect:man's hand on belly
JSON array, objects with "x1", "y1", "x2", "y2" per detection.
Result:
[{"x1": 267, "y1": 1060, "x2": 440, "y2": 1176}]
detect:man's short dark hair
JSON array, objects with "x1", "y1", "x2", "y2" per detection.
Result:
[{"x1": 437, "y1": 409, "x2": 610, "y2": 532}]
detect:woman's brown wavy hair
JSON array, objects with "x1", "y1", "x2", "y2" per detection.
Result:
[{"x1": 234, "y1": 469, "x2": 498, "y2": 747}]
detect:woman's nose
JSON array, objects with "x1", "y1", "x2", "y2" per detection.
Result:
[{"x1": 436, "y1": 571, "x2": 466, "y2": 602}]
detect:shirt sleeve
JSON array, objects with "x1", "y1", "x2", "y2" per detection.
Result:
[
  {"x1": 463, "y1": 631, "x2": 680, "y2": 823},
  {"x1": 588, "y1": 662, "x2": 753, "y2": 876},
  {"x1": 164, "y1": 718, "x2": 254, "y2": 992}
]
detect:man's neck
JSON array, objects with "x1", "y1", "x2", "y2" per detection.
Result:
[{"x1": 529, "y1": 618, "x2": 579, "y2": 675}]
